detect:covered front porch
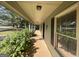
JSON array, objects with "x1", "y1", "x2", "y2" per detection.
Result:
[{"x1": 0, "y1": 1, "x2": 79, "y2": 57}]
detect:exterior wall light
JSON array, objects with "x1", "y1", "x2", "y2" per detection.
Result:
[{"x1": 46, "y1": 25, "x2": 48, "y2": 30}]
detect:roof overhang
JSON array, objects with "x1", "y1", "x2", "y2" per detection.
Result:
[{"x1": 0, "y1": 1, "x2": 63, "y2": 25}]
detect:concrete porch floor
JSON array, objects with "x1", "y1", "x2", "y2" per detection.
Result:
[
  {"x1": 34, "y1": 39, "x2": 52, "y2": 57},
  {"x1": 33, "y1": 30, "x2": 52, "y2": 57}
]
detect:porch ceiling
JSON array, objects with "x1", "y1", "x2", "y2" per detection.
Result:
[{"x1": 3, "y1": 1, "x2": 62, "y2": 25}]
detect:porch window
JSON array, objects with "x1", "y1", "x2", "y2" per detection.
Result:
[{"x1": 56, "y1": 10, "x2": 77, "y2": 56}]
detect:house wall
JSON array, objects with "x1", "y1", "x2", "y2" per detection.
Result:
[
  {"x1": 44, "y1": 18, "x2": 60, "y2": 57},
  {"x1": 39, "y1": 2, "x2": 78, "y2": 57},
  {"x1": 39, "y1": 18, "x2": 60, "y2": 57},
  {"x1": 39, "y1": 24, "x2": 43, "y2": 37}
]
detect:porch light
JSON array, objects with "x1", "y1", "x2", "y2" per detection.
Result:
[{"x1": 36, "y1": 5, "x2": 42, "y2": 11}]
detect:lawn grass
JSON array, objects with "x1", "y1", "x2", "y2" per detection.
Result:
[{"x1": 0, "y1": 30, "x2": 19, "y2": 36}]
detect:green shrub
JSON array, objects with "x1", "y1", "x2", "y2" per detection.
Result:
[{"x1": 0, "y1": 28, "x2": 37, "y2": 57}]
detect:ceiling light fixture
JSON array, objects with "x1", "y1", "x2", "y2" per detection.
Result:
[{"x1": 37, "y1": 5, "x2": 42, "y2": 11}]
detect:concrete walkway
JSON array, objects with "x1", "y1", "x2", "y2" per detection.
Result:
[
  {"x1": 33, "y1": 30, "x2": 52, "y2": 57},
  {"x1": 34, "y1": 39, "x2": 52, "y2": 57}
]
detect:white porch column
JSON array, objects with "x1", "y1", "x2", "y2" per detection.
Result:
[
  {"x1": 76, "y1": 3, "x2": 79, "y2": 56},
  {"x1": 54, "y1": 17, "x2": 57, "y2": 48},
  {"x1": 29, "y1": 23, "x2": 30, "y2": 31}
]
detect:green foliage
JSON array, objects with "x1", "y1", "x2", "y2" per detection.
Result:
[
  {"x1": 0, "y1": 5, "x2": 28, "y2": 27},
  {"x1": 0, "y1": 29, "x2": 36, "y2": 57}
]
